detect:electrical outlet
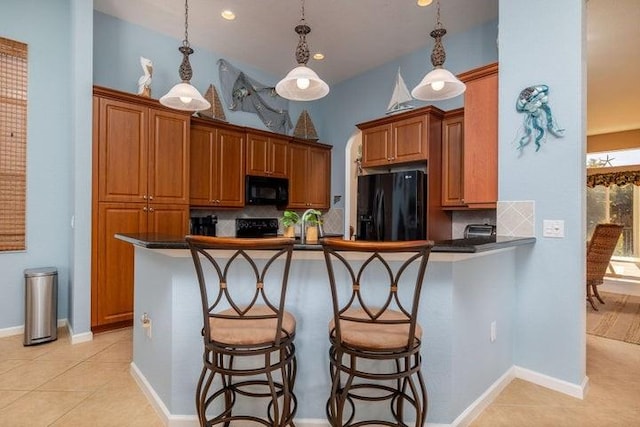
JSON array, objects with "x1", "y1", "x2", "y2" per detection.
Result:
[
  {"x1": 543, "y1": 220, "x2": 565, "y2": 238},
  {"x1": 141, "y1": 312, "x2": 152, "y2": 339},
  {"x1": 490, "y1": 321, "x2": 497, "y2": 342}
]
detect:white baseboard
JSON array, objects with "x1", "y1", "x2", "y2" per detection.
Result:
[
  {"x1": 450, "y1": 367, "x2": 516, "y2": 427},
  {"x1": 129, "y1": 361, "x2": 586, "y2": 427},
  {"x1": 0, "y1": 325, "x2": 23, "y2": 338},
  {"x1": 66, "y1": 321, "x2": 93, "y2": 344},
  {"x1": 514, "y1": 365, "x2": 588, "y2": 399},
  {"x1": 0, "y1": 318, "x2": 69, "y2": 339}
]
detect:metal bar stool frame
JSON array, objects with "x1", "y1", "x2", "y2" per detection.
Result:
[
  {"x1": 321, "y1": 238, "x2": 434, "y2": 427},
  {"x1": 186, "y1": 236, "x2": 297, "y2": 427}
]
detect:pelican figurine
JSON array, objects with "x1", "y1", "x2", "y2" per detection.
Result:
[{"x1": 137, "y1": 56, "x2": 153, "y2": 97}]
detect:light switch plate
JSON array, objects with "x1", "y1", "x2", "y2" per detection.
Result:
[{"x1": 543, "y1": 220, "x2": 565, "y2": 238}]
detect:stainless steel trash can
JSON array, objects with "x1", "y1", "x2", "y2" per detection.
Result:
[{"x1": 24, "y1": 267, "x2": 58, "y2": 346}]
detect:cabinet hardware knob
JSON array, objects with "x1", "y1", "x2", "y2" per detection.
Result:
[
  {"x1": 149, "y1": 196, "x2": 153, "y2": 200},
  {"x1": 149, "y1": 207, "x2": 154, "y2": 212},
  {"x1": 143, "y1": 206, "x2": 147, "y2": 211},
  {"x1": 143, "y1": 195, "x2": 147, "y2": 200}
]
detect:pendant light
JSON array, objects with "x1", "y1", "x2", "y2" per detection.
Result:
[
  {"x1": 411, "y1": 0, "x2": 466, "y2": 101},
  {"x1": 160, "y1": 0, "x2": 210, "y2": 112},
  {"x1": 276, "y1": 0, "x2": 329, "y2": 102}
]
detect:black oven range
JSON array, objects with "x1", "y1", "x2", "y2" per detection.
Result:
[{"x1": 235, "y1": 218, "x2": 279, "y2": 238}]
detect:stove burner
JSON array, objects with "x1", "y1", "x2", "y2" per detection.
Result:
[{"x1": 235, "y1": 218, "x2": 279, "y2": 238}]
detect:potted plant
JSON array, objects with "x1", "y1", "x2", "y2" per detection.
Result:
[
  {"x1": 302, "y1": 209, "x2": 323, "y2": 244},
  {"x1": 280, "y1": 210, "x2": 300, "y2": 238}
]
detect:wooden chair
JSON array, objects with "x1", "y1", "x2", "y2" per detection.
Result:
[
  {"x1": 186, "y1": 236, "x2": 297, "y2": 426},
  {"x1": 321, "y1": 238, "x2": 434, "y2": 426},
  {"x1": 586, "y1": 224, "x2": 623, "y2": 310}
]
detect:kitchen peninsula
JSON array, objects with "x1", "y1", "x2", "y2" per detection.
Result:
[{"x1": 119, "y1": 233, "x2": 534, "y2": 425}]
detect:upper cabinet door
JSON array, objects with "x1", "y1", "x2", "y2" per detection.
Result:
[
  {"x1": 245, "y1": 132, "x2": 270, "y2": 177},
  {"x1": 441, "y1": 110, "x2": 465, "y2": 207},
  {"x1": 216, "y1": 127, "x2": 245, "y2": 207},
  {"x1": 392, "y1": 115, "x2": 428, "y2": 164},
  {"x1": 307, "y1": 145, "x2": 331, "y2": 209},
  {"x1": 269, "y1": 136, "x2": 289, "y2": 178},
  {"x1": 287, "y1": 143, "x2": 309, "y2": 209},
  {"x1": 462, "y1": 65, "x2": 498, "y2": 207},
  {"x1": 246, "y1": 132, "x2": 289, "y2": 178},
  {"x1": 361, "y1": 124, "x2": 392, "y2": 167},
  {"x1": 189, "y1": 125, "x2": 215, "y2": 206},
  {"x1": 97, "y1": 98, "x2": 148, "y2": 203},
  {"x1": 148, "y1": 108, "x2": 190, "y2": 204}
]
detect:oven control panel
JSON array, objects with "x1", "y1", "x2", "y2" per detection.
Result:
[{"x1": 235, "y1": 218, "x2": 279, "y2": 238}]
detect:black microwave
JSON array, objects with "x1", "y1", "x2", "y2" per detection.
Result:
[{"x1": 245, "y1": 175, "x2": 289, "y2": 206}]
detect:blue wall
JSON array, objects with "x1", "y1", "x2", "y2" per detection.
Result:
[
  {"x1": 499, "y1": 0, "x2": 586, "y2": 384},
  {"x1": 0, "y1": 0, "x2": 73, "y2": 330},
  {"x1": 93, "y1": 11, "x2": 322, "y2": 140}
]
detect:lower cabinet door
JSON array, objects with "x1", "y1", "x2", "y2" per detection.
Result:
[{"x1": 95, "y1": 203, "x2": 146, "y2": 328}]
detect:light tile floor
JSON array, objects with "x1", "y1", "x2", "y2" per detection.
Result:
[
  {"x1": 471, "y1": 335, "x2": 640, "y2": 426},
  {"x1": 1, "y1": 326, "x2": 638, "y2": 426},
  {"x1": 0, "y1": 327, "x2": 162, "y2": 427}
]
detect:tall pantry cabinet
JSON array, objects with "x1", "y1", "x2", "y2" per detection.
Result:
[{"x1": 91, "y1": 86, "x2": 190, "y2": 331}]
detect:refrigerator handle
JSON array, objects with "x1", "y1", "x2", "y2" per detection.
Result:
[
  {"x1": 376, "y1": 189, "x2": 385, "y2": 240},
  {"x1": 371, "y1": 190, "x2": 379, "y2": 239}
]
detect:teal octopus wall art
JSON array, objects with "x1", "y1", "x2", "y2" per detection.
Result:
[{"x1": 516, "y1": 84, "x2": 565, "y2": 152}]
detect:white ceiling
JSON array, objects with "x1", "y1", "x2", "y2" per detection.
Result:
[{"x1": 93, "y1": 0, "x2": 639, "y2": 136}]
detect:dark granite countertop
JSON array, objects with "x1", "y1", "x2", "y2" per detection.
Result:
[{"x1": 115, "y1": 233, "x2": 535, "y2": 253}]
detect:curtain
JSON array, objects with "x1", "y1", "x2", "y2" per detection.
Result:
[{"x1": 587, "y1": 165, "x2": 640, "y2": 188}]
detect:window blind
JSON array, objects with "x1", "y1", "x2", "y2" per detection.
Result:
[{"x1": 0, "y1": 37, "x2": 27, "y2": 251}]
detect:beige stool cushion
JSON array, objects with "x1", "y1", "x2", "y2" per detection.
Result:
[
  {"x1": 329, "y1": 308, "x2": 422, "y2": 350},
  {"x1": 209, "y1": 305, "x2": 296, "y2": 346}
]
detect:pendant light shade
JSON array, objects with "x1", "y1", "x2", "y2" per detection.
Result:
[
  {"x1": 159, "y1": 0, "x2": 210, "y2": 112},
  {"x1": 411, "y1": 0, "x2": 465, "y2": 101},
  {"x1": 276, "y1": 0, "x2": 329, "y2": 101},
  {"x1": 411, "y1": 67, "x2": 466, "y2": 101},
  {"x1": 276, "y1": 65, "x2": 329, "y2": 101},
  {"x1": 160, "y1": 82, "x2": 210, "y2": 111}
]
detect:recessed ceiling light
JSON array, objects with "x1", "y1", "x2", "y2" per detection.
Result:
[
  {"x1": 221, "y1": 10, "x2": 236, "y2": 20},
  {"x1": 313, "y1": 53, "x2": 325, "y2": 60},
  {"x1": 417, "y1": 0, "x2": 433, "y2": 6}
]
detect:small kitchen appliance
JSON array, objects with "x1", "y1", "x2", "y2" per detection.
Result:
[
  {"x1": 190, "y1": 215, "x2": 217, "y2": 236},
  {"x1": 463, "y1": 224, "x2": 496, "y2": 239}
]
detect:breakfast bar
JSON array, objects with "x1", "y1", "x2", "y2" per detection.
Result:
[{"x1": 118, "y1": 234, "x2": 534, "y2": 425}]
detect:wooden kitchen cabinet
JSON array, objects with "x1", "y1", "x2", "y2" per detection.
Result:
[
  {"x1": 245, "y1": 130, "x2": 288, "y2": 178},
  {"x1": 288, "y1": 140, "x2": 332, "y2": 209},
  {"x1": 441, "y1": 109, "x2": 465, "y2": 207},
  {"x1": 96, "y1": 96, "x2": 189, "y2": 204},
  {"x1": 190, "y1": 118, "x2": 245, "y2": 208},
  {"x1": 358, "y1": 106, "x2": 443, "y2": 168},
  {"x1": 93, "y1": 202, "x2": 188, "y2": 329},
  {"x1": 92, "y1": 86, "x2": 191, "y2": 331},
  {"x1": 441, "y1": 63, "x2": 498, "y2": 209}
]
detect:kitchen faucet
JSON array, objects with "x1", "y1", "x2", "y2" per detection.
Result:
[{"x1": 300, "y1": 209, "x2": 321, "y2": 244}]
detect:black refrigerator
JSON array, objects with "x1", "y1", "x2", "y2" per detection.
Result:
[{"x1": 356, "y1": 170, "x2": 426, "y2": 241}]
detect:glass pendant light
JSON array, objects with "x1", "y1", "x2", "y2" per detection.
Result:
[
  {"x1": 411, "y1": 0, "x2": 466, "y2": 101},
  {"x1": 160, "y1": 0, "x2": 211, "y2": 112},
  {"x1": 276, "y1": 0, "x2": 329, "y2": 102}
]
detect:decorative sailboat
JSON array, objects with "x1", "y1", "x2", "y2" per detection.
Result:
[{"x1": 386, "y1": 68, "x2": 414, "y2": 115}]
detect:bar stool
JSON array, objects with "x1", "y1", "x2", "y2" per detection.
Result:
[
  {"x1": 321, "y1": 238, "x2": 434, "y2": 426},
  {"x1": 186, "y1": 236, "x2": 297, "y2": 426}
]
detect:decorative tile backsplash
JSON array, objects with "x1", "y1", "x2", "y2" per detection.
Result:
[
  {"x1": 497, "y1": 201, "x2": 535, "y2": 237},
  {"x1": 451, "y1": 210, "x2": 496, "y2": 239}
]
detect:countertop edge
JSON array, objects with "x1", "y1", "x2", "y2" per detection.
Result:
[{"x1": 115, "y1": 233, "x2": 536, "y2": 254}]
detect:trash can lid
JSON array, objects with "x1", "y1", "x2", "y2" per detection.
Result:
[{"x1": 24, "y1": 267, "x2": 57, "y2": 277}]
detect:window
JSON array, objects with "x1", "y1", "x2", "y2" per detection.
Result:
[{"x1": 0, "y1": 36, "x2": 27, "y2": 251}]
